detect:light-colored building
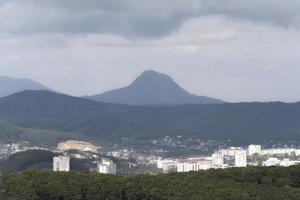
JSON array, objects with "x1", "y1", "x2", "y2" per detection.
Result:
[
  {"x1": 261, "y1": 148, "x2": 296, "y2": 156},
  {"x1": 157, "y1": 159, "x2": 177, "y2": 173},
  {"x1": 97, "y1": 158, "x2": 117, "y2": 175},
  {"x1": 262, "y1": 157, "x2": 280, "y2": 167},
  {"x1": 177, "y1": 158, "x2": 212, "y2": 172},
  {"x1": 235, "y1": 150, "x2": 247, "y2": 167},
  {"x1": 53, "y1": 156, "x2": 70, "y2": 172},
  {"x1": 219, "y1": 147, "x2": 242, "y2": 157},
  {"x1": 279, "y1": 159, "x2": 295, "y2": 167},
  {"x1": 212, "y1": 152, "x2": 224, "y2": 166},
  {"x1": 248, "y1": 145, "x2": 262, "y2": 155}
]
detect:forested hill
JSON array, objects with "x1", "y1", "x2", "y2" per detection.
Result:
[
  {"x1": 2, "y1": 166, "x2": 300, "y2": 200},
  {"x1": 1, "y1": 90, "x2": 300, "y2": 143}
]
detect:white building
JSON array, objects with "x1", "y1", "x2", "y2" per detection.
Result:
[
  {"x1": 97, "y1": 158, "x2": 117, "y2": 175},
  {"x1": 235, "y1": 150, "x2": 247, "y2": 167},
  {"x1": 53, "y1": 156, "x2": 70, "y2": 172},
  {"x1": 279, "y1": 159, "x2": 296, "y2": 167},
  {"x1": 248, "y1": 145, "x2": 262, "y2": 155},
  {"x1": 177, "y1": 158, "x2": 212, "y2": 172},
  {"x1": 219, "y1": 147, "x2": 242, "y2": 157},
  {"x1": 262, "y1": 157, "x2": 280, "y2": 167},
  {"x1": 212, "y1": 152, "x2": 224, "y2": 166},
  {"x1": 261, "y1": 148, "x2": 297, "y2": 156},
  {"x1": 157, "y1": 159, "x2": 177, "y2": 172}
]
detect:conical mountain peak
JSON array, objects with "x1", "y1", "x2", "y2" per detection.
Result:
[{"x1": 87, "y1": 70, "x2": 224, "y2": 105}]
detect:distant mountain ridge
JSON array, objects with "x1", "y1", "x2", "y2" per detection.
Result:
[
  {"x1": 0, "y1": 76, "x2": 50, "y2": 97},
  {"x1": 1, "y1": 90, "x2": 300, "y2": 144},
  {"x1": 86, "y1": 70, "x2": 224, "y2": 105}
]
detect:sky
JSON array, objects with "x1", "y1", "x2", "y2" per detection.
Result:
[{"x1": 1, "y1": 0, "x2": 300, "y2": 102}]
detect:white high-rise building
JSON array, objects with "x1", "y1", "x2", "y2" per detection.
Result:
[
  {"x1": 97, "y1": 158, "x2": 117, "y2": 175},
  {"x1": 53, "y1": 156, "x2": 70, "y2": 172},
  {"x1": 235, "y1": 150, "x2": 247, "y2": 167},
  {"x1": 248, "y1": 145, "x2": 262, "y2": 155}
]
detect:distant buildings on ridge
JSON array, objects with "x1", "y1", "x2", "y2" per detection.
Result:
[
  {"x1": 52, "y1": 140, "x2": 300, "y2": 175},
  {"x1": 157, "y1": 144, "x2": 300, "y2": 173},
  {"x1": 53, "y1": 140, "x2": 117, "y2": 175}
]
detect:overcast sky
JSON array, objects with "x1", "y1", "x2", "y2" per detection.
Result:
[{"x1": 1, "y1": 0, "x2": 300, "y2": 102}]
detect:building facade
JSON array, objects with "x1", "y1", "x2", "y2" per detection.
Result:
[
  {"x1": 248, "y1": 145, "x2": 262, "y2": 155},
  {"x1": 177, "y1": 158, "x2": 212, "y2": 172},
  {"x1": 212, "y1": 152, "x2": 224, "y2": 166},
  {"x1": 235, "y1": 150, "x2": 247, "y2": 167},
  {"x1": 97, "y1": 158, "x2": 117, "y2": 175},
  {"x1": 53, "y1": 156, "x2": 70, "y2": 172}
]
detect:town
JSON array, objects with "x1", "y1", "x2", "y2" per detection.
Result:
[
  {"x1": 46, "y1": 141, "x2": 300, "y2": 175},
  {"x1": 157, "y1": 144, "x2": 300, "y2": 173},
  {"x1": 2, "y1": 139, "x2": 300, "y2": 175}
]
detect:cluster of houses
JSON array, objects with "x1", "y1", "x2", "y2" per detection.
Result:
[
  {"x1": 53, "y1": 140, "x2": 117, "y2": 175},
  {"x1": 157, "y1": 144, "x2": 300, "y2": 173},
  {"x1": 51, "y1": 141, "x2": 300, "y2": 175}
]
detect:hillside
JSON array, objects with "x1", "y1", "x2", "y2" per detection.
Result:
[
  {"x1": 0, "y1": 150, "x2": 57, "y2": 172},
  {"x1": 0, "y1": 150, "x2": 89, "y2": 173},
  {"x1": 1, "y1": 90, "x2": 300, "y2": 143},
  {"x1": 0, "y1": 76, "x2": 50, "y2": 97},
  {"x1": 0, "y1": 123, "x2": 85, "y2": 147},
  {"x1": 2, "y1": 166, "x2": 300, "y2": 199},
  {"x1": 87, "y1": 70, "x2": 224, "y2": 105}
]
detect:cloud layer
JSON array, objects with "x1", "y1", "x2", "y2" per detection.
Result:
[
  {"x1": 1, "y1": 0, "x2": 300, "y2": 37},
  {"x1": 1, "y1": 0, "x2": 300, "y2": 102}
]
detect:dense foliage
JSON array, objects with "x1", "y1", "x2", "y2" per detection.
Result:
[
  {"x1": 0, "y1": 150, "x2": 90, "y2": 173},
  {"x1": 0, "y1": 150, "x2": 57, "y2": 172},
  {"x1": 2, "y1": 166, "x2": 300, "y2": 200},
  {"x1": 0, "y1": 124, "x2": 21, "y2": 143},
  {"x1": 1, "y1": 91, "x2": 300, "y2": 144}
]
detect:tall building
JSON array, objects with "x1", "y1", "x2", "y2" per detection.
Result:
[
  {"x1": 53, "y1": 156, "x2": 70, "y2": 172},
  {"x1": 97, "y1": 158, "x2": 117, "y2": 175},
  {"x1": 248, "y1": 145, "x2": 262, "y2": 155},
  {"x1": 235, "y1": 150, "x2": 247, "y2": 167},
  {"x1": 212, "y1": 152, "x2": 224, "y2": 166}
]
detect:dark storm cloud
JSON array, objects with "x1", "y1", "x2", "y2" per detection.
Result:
[
  {"x1": 0, "y1": 0, "x2": 199, "y2": 38},
  {"x1": 1, "y1": 0, "x2": 300, "y2": 38}
]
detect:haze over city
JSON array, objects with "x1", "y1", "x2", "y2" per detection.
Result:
[{"x1": 1, "y1": 0, "x2": 300, "y2": 102}]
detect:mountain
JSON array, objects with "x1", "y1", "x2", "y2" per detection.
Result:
[
  {"x1": 0, "y1": 76, "x2": 50, "y2": 97},
  {"x1": 1, "y1": 90, "x2": 300, "y2": 144},
  {"x1": 86, "y1": 70, "x2": 224, "y2": 105}
]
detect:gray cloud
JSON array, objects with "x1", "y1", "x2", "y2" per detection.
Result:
[
  {"x1": 1, "y1": 1, "x2": 300, "y2": 102},
  {"x1": 1, "y1": 0, "x2": 300, "y2": 38}
]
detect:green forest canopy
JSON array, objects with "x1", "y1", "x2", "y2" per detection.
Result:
[{"x1": 2, "y1": 166, "x2": 300, "y2": 200}]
